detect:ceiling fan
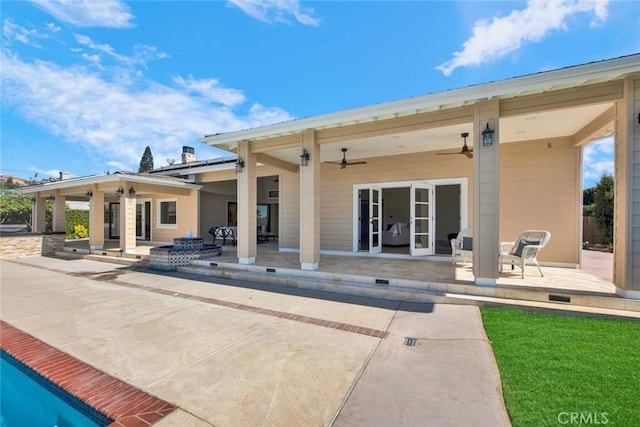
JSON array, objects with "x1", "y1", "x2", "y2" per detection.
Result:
[
  {"x1": 325, "y1": 148, "x2": 368, "y2": 169},
  {"x1": 437, "y1": 132, "x2": 473, "y2": 158}
]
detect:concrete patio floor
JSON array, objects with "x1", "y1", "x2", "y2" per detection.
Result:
[
  {"x1": 0, "y1": 257, "x2": 510, "y2": 426},
  {"x1": 66, "y1": 240, "x2": 617, "y2": 296}
]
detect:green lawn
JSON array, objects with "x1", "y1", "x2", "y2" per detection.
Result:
[{"x1": 480, "y1": 307, "x2": 640, "y2": 426}]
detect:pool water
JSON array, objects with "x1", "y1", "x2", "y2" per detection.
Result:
[{"x1": 0, "y1": 351, "x2": 111, "y2": 426}]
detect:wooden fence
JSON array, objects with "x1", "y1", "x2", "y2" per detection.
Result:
[{"x1": 583, "y1": 216, "x2": 602, "y2": 244}]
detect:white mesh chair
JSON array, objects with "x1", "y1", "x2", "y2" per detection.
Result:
[
  {"x1": 451, "y1": 228, "x2": 473, "y2": 264},
  {"x1": 499, "y1": 230, "x2": 551, "y2": 278}
]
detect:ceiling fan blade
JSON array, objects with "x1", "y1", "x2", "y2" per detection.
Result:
[
  {"x1": 436, "y1": 152, "x2": 460, "y2": 155},
  {"x1": 325, "y1": 161, "x2": 343, "y2": 165},
  {"x1": 347, "y1": 161, "x2": 367, "y2": 165},
  {"x1": 465, "y1": 152, "x2": 474, "y2": 158}
]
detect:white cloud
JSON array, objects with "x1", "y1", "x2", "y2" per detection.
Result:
[
  {"x1": 2, "y1": 18, "x2": 57, "y2": 47},
  {"x1": 1, "y1": 50, "x2": 293, "y2": 173},
  {"x1": 73, "y1": 33, "x2": 169, "y2": 68},
  {"x1": 436, "y1": 0, "x2": 610, "y2": 76},
  {"x1": 173, "y1": 75, "x2": 246, "y2": 107},
  {"x1": 229, "y1": 0, "x2": 320, "y2": 26},
  {"x1": 583, "y1": 136, "x2": 614, "y2": 184},
  {"x1": 30, "y1": 0, "x2": 135, "y2": 28}
]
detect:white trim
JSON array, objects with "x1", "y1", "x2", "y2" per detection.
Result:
[
  {"x1": 136, "y1": 198, "x2": 152, "y2": 240},
  {"x1": 239, "y1": 257, "x2": 256, "y2": 265},
  {"x1": 202, "y1": 55, "x2": 640, "y2": 147},
  {"x1": 475, "y1": 277, "x2": 497, "y2": 287},
  {"x1": 157, "y1": 198, "x2": 178, "y2": 229},
  {"x1": 301, "y1": 262, "x2": 319, "y2": 270},
  {"x1": 615, "y1": 288, "x2": 640, "y2": 300},
  {"x1": 540, "y1": 262, "x2": 579, "y2": 269}
]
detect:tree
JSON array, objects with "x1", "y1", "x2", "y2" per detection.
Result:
[
  {"x1": 0, "y1": 192, "x2": 33, "y2": 226},
  {"x1": 583, "y1": 187, "x2": 595, "y2": 206},
  {"x1": 138, "y1": 146, "x2": 154, "y2": 173},
  {"x1": 594, "y1": 174, "x2": 614, "y2": 244}
]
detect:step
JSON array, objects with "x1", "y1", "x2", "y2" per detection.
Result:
[
  {"x1": 183, "y1": 260, "x2": 640, "y2": 315},
  {"x1": 179, "y1": 264, "x2": 449, "y2": 304}
]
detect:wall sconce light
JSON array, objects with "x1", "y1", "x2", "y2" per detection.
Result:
[
  {"x1": 116, "y1": 187, "x2": 124, "y2": 195},
  {"x1": 86, "y1": 190, "x2": 93, "y2": 198},
  {"x1": 235, "y1": 157, "x2": 245, "y2": 173},
  {"x1": 49, "y1": 195, "x2": 55, "y2": 201},
  {"x1": 300, "y1": 149, "x2": 310, "y2": 166},
  {"x1": 637, "y1": 112, "x2": 640, "y2": 124},
  {"x1": 482, "y1": 123, "x2": 495, "y2": 147},
  {"x1": 128, "y1": 187, "x2": 136, "y2": 197}
]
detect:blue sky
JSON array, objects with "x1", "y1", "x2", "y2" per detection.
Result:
[{"x1": 1, "y1": 1, "x2": 638, "y2": 188}]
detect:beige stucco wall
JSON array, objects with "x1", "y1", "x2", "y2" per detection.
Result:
[
  {"x1": 318, "y1": 150, "x2": 475, "y2": 252},
  {"x1": 500, "y1": 137, "x2": 580, "y2": 264},
  {"x1": 275, "y1": 137, "x2": 579, "y2": 265},
  {"x1": 146, "y1": 191, "x2": 199, "y2": 243}
]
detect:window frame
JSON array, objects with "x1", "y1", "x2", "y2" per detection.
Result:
[{"x1": 157, "y1": 198, "x2": 178, "y2": 228}]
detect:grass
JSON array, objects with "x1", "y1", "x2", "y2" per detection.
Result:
[{"x1": 480, "y1": 307, "x2": 640, "y2": 426}]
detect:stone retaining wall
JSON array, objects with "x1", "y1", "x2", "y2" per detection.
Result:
[{"x1": 0, "y1": 232, "x2": 65, "y2": 259}]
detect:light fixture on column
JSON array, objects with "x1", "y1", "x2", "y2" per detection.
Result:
[
  {"x1": 482, "y1": 123, "x2": 495, "y2": 147},
  {"x1": 116, "y1": 186, "x2": 124, "y2": 195},
  {"x1": 128, "y1": 186, "x2": 136, "y2": 197},
  {"x1": 637, "y1": 112, "x2": 640, "y2": 124},
  {"x1": 235, "y1": 157, "x2": 245, "y2": 173},
  {"x1": 49, "y1": 195, "x2": 55, "y2": 201},
  {"x1": 86, "y1": 190, "x2": 93, "y2": 198},
  {"x1": 300, "y1": 149, "x2": 310, "y2": 166}
]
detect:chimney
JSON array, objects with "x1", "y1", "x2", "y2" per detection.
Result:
[
  {"x1": 59, "y1": 171, "x2": 70, "y2": 180},
  {"x1": 182, "y1": 146, "x2": 195, "y2": 163}
]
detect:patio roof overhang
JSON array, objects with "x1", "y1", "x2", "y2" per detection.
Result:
[
  {"x1": 200, "y1": 54, "x2": 640, "y2": 164},
  {"x1": 17, "y1": 171, "x2": 202, "y2": 199}
]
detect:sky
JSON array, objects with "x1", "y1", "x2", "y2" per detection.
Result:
[{"x1": 1, "y1": 0, "x2": 638, "y2": 189}]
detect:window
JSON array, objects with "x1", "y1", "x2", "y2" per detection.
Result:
[{"x1": 158, "y1": 199, "x2": 177, "y2": 227}]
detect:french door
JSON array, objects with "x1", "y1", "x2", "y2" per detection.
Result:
[
  {"x1": 410, "y1": 183, "x2": 434, "y2": 256},
  {"x1": 136, "y1": 201, "x2": 151, "y2": 240},
  {"x1": 369, "y1": 186, "x2": 382, "y2": 254}
]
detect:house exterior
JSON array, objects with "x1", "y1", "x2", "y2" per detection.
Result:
[{"x1": 17, "y1": 54, "x2": 640, "y2": 298}]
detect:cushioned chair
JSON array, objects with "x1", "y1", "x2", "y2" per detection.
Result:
[
  {"x1": 499, "y1": 230, "x2": 551, "y2": 278},
  {"x1": 451, "y1": 228, "x2": 473, "y2": 264}
]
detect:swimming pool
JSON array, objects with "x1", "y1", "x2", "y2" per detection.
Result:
[{"x1": 0, "y1": 350, "x2": 112, "y2": 427}]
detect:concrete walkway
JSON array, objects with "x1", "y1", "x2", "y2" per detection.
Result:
[{"x1": 0, "y1": 257, "x2": 510, "y2": 426}]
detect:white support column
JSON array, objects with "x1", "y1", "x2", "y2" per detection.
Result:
[
  {"x1": 473, "y1": 100, "x2": 500, "y2": 286},
  {"x1": 88, "y1": 187, "x2": 104, "y2": 251},
  {"x1": 613, "y1": 76, "x2": 640, "y2": 298},
  {"x1": 119, "y1": 185, "x2": 136, "y2": 253},
  {"x1": 299, "y1": 130, "x2": 320, "y2": 270},
  {"x1": 237, "y1": 140, "x2": 257, "y2": 264},
  {"x1": 52, "y1": 194, "x2": 66, "y2": 233},
  {"x1": 33, "y1": 196, "x2": 47, "y2": 232}
]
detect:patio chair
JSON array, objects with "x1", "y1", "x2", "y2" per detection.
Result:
[
  {"x1": 451, "y1": 228, "x2": 473, "y2": 264},
  {"x1": 499, "y1": 230, "x2": 551, "y2": 278}
]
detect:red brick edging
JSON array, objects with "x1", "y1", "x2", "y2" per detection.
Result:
[{"x1": 0, "y1": 321, "x2": 175, "y2": 426}]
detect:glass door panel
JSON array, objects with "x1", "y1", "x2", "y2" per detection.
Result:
[{"x1": 410, "y1": 184, "x2": 433, "y2": 256}]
